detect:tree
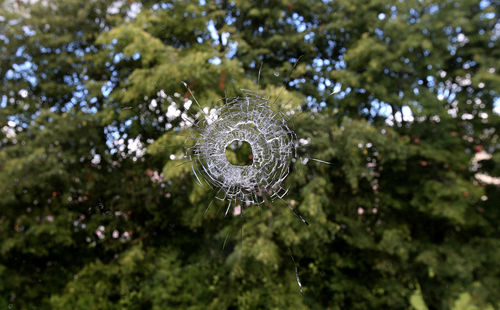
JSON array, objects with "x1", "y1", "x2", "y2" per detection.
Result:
[{"x1": 0, "y1": 0, "x2": 499, "y2": 309}]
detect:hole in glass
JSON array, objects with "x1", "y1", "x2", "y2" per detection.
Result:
[{"x1": 225, "y1": 140, "x2": 253, "y2": 166}]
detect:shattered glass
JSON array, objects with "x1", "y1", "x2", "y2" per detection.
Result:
[{"x1": 189, "y1": 91, "x2": 296, "y2": 210}]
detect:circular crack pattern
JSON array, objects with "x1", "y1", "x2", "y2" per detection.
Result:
[{"x1": 191, "y1": 92, "x2": 296, "y2": 205}]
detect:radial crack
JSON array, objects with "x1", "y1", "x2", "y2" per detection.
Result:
[{"x1": 189, "y1": 92, "x2": 296, "y2": 208}]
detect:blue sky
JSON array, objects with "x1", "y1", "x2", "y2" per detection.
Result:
[{"x1": 2, "y1": 1, "x2": 499, "y2": 120}]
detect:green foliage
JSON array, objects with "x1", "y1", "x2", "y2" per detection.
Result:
[{"x1": 0, "y1": 0, "x2": 499, "y2": 309}]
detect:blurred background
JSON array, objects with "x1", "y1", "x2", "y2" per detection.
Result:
[{"x1": 1, "y1": 0, "x2": 499, "y2": 309}]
